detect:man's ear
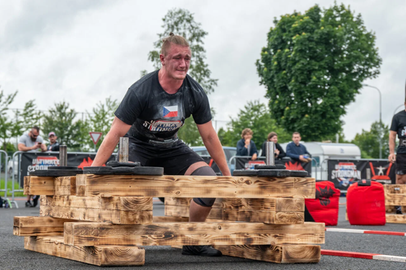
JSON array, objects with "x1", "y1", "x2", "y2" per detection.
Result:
[{"x1": 160, "y1": 54, "x2": 165, "y2": 66}]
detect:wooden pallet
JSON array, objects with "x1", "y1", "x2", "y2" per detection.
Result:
[
  {"x1": 384, "y1": 184, "x2": 406, "y2": 223},
  {"x1": 16, "y1": 174, "x2": 323, "y2": 266}
]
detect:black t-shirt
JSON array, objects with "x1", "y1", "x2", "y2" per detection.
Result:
[
  {"x1": 390, "y1": 110, "x2": 406, "y2": 154},
  {"x1": 47, "y1": 141, "x2": 60, "y2": 151},
  {"x1": 115, "y1": 70, "x2": 212, "y2": 141}
]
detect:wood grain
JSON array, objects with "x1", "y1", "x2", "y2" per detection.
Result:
[
  {"x1": 386, "y1": 214, "x2": 406, "y2": 223},
  {"x1": 64, "y1": 222, "x2": 325, "y2": 246},
  {"x1": 215, "y1": 244, "x2": 321, "y2": 263},
  {"x1": 54, "y1": 176, "x2": 76, "y2": 196},
  {"x1": 24, "y1": 176, "x2": 55, "y2": 195},
  {"x1": 76, "y1": 175, "x2": 315, "y2": 198},
  {"x1": 13, "y1": 216, "x2": 74, "y2": 236},
  {"x1": 25, "y1": 236, "x2": 145, "y2": 266},
  {"x1": 385, "y1": 184, "x2": 406, "y2": 206}
]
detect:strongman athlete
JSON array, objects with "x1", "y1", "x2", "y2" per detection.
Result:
[
  {"x1": 389, "y1": 98, "x2": 406, "y2": 214},
  {"x1": 92, "y1": 33, "x2": 230, "y2": 256}
]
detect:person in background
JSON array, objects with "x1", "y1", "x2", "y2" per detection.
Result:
[
  {"x1": 47, "y1": 132, "x2": 60, "y2": 151},
  {"x1": 260, "y1": 132, "x2": 286, "y2": 160},
  {"x1": 18, "y1": 126, "x2": 47, "y2": 207},
  {"x1": 389, "y1": 102, "x2": 406, "y2": 214},
  {"x1": 236, "y1": 128, "x2": 258, "y2": 160},
  {"x1": 286, "y1": 132, "x2": 311, "y2": 162}
]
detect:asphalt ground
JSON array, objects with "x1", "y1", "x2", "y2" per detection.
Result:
[{"x1": 1, "y1": 198, "x2": 406, "y2": 270}]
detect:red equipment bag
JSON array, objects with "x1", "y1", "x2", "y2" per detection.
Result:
[
  {"x1": 305, "y1": 181, "x2": 340, "y2": 226},
  {"x1": 347, "y1": 180, "x2": 385, "y2": 225}
]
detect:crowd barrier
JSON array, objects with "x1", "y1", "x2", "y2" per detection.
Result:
[
  {"x1": 7, "y1": 151, "x2": 117, "y2": 207},
  {"x1": 0, "y1": 150, "x2": 8, "y2": 198}
]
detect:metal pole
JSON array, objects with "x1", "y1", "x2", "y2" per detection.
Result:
[
  {"x1": 362, "y1": 84, "x2": 382, "y2": 159},
  {"x1": 59, "y1": 145, "x2": 67, "y2": 166},
  {"x1": 366, "y1": 168, "x2": 371, "y2": 180},
  {"x1": 118, "y1": 137, "x2": 129, "y2": 163},
  {"x1": 266, "y1": 141, "x2": 275, "y2": 166}
]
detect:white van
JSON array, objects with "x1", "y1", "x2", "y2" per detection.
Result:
[{"x1": 280, "y1": 142, "x2": 361, "y2": 180}]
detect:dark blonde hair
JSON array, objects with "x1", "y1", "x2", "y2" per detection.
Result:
[
  {"x1": 267, "y1": 132, "x2": 277, "y2": 141},
  {"x1": 241, "y1": 128, "x2": 253, "y2": 138},
  {"x1": 161, "y1": 33, "x2": 189, "y2": 56}
]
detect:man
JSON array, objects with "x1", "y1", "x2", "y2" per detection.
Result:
[
  {"x1": 286, "y1": 132, "x2": 311, "y2": 162},
  {"x1": 236, "y1": 128, "x2": 258, "y2": 160},
  {"x1": 18, "y1": 126, "x2": 47, "y2": 207},
  {"x1": 389, "y1": 102, "x2": 406, "y2": 214},
  {"x1": 92, "y1": 33, "x2": 230, "y2": 257},
  {"x1": 47, "y1": 132, "x2": 60, "y2": 151}
]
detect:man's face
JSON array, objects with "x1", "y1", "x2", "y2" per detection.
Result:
[
  {"x1": 243, "y1": 133, "x2": 253, "y2": 141},
  {"x1": 49, "y1": 135, "x2": 57, "y2": 144},
  {"x1": 29, "y1": 129, "x2": 39, "y2": 142},
  {"x1": 292, "y1": 134, "x2": 301, "y2": 144},
  {"x1": 161, "y1": 44, "x2": 191, "y2": 80}
]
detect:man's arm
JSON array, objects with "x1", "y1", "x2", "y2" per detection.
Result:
[
  {"x1": 92, "y1": 117, "x2": 132, "y2": 166},
  {"x1": 40, "y1": 143, "x2": 47, "y2": 152},
  {"x1": 286, "y1": 144, "x2": 300, "y2": 159},
  {"x1": 251, "y1": 141, "x2": 258, "y2": 160},
  {"x1": 389, "y1": 130, "x2": 397, "y2": 162},
  {"x1": 236, "y1": 139, "x2": 248, "y2": 156},
  {"x1": 197, "y1": 121, "x2": 231, "y2": 176},
  {"x1": 18, "y1": 143, "x2": 35, "y2": 151}
]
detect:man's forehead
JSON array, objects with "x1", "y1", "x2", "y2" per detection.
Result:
[{"x1": 167, "y1": 44, "x2": 191, "y2": 55}]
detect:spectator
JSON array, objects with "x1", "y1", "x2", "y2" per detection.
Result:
[
  {"x1": 237, "y1": 128, "x2": 258, "y2": 160},
  {"x1": 286, "y1": 132, "x2": 311, "y2": 162},
  {"x1": 261, "y1": 132, "x2": 286, "y2": 159},
  {"x1": 47, "y1": 132, "x2": 60, "y2": 151},
  {"x1": 18, "y1": 126, "x2": 46, "y2": 207}
]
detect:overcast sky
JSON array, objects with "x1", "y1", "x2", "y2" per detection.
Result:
[{"x1": 0, "y1": 0, "x2": 405, "y2": 142}]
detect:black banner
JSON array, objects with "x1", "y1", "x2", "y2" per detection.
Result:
[
  {"x1": 19, "y1": 152, "x2": 116, "y2": 187},
  {"x1": 327, "y1": 159, "x2": 396, "y2": 191},
  {"x1": 234, "y1": 157, "x2": 312, "y2": 175}
]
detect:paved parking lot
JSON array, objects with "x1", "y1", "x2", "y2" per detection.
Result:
[{"x1": 1, "y1": 198, "x2": 405, "y2": 269}]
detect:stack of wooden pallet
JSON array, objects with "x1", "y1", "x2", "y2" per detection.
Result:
[
  {"x1": 385, "y1": 184, "x2": 406, "y2": 223},
  {"x1": 14, "y1": 174, "x2": 325, "y2": 266}
]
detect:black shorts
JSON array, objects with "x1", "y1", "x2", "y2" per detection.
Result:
[
  {"x1": 126, "y1": 137, "x2": 204, "y2": 175},
  {"x1": 396, "y1": 153, "x2": 406, "y2": 175}
]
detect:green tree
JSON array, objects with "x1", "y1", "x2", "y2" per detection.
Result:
[
  {"x1": 352, "y1": 121, "x2": 388, "y2": 159},
  {"x1": 19, "y1": 100, "x2": 43, "y2": 132},
  {"x1": 86, "y1": 97, "x2": 118, "y2": 149},
  {"x1": 0, "y1": 89, "x2": 18, "y2": 151},
  {"x1": 256, "y1": 3, "x2": 381, "y2": 141},
  {"x1": 218, "y1": 100, "x2": 290, "y2": 149},
  {"x1": 147, "y1": 8, "x2": 217, "y2": 146},
  {"x1": 42, "y1": 102, "x2": 85, "y2": 151}
]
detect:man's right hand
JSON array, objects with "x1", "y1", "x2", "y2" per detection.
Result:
[
  {"x1": 245, "y1": 139, "x2": 250, "y2": 147},
  {"x1": 299, "y1": 155, "x2": 309, "y2": 162},
  {"x1": 388, "y1": 153, "x2": 396, "y2": 163}
]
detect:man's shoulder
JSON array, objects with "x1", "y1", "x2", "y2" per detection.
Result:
[
  {"x1": 128, "y1": 70, "x2": 158, "y2": 93},
  {"x1": 185, "y1": 74, "x2": 206, "y2": 94}
]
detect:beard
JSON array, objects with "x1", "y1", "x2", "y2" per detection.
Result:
[{"x1": 30, "y1": 136, "x2": 36, "y2": 142}]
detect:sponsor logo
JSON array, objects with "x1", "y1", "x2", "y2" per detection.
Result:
[
  {"x1": 316, "y1": 186, "x2": 336, "y2": 206},
  {"x1": 143, "y1": 120, "x2": 183, "y2": 132},
  {"x1": 285, "y1": 161, "x2": 305, "y2": 171},
  {"x1": 369, "y1": 162, "x2": 392, "y2": 180},
  {"x1": 163, "y1": 105, "x2": 178, "y2": 118},
  {"x1": 331, "y1": 162, "x2": 361, "y2": 187},
  {"x1": 28, "y1": 156, "x2": 59, "y2": 172}
]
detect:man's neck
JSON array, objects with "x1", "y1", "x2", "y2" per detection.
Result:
[{"x1": 158, "y1": 69, "x2": 183, "y2": 94}]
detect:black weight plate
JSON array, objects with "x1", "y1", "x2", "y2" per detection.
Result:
[
  {"x1": 83, "y1": 166, "x2": 163, "y2": 176},
  {"x1": 48, "y1": 166, "x2": 80, "y2": 170},
  {"x1": 254, "y1": 164, "x2": 286, "y2": 170},
  {"x1": 30, "y1": 169, "x2": 83, "y2": 177},
  {"x1": 288, "y1": 170, "x2": 309, "y2": 177},
  {"x1": 257, "y1": 169, "x2": 308, "y2": 177},
  {"x1": 232, "y1": 169, "x2": 258, "y2": 176},
  {"x1": 106, "y1": 161, "x2": 141, "y2": 167}
]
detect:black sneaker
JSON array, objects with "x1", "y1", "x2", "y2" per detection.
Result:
[
  {"x1": 32, "y1": 196, "x2": 39, "y2": 207},
  {"x1": 25, "y1": 201, "x2": 32, "y2": 207},
  {"x1": 182, "y1": 245, "x2": 222, "y2": 257},
  {"x1": 396, "y1": 206, "x2": 403, "y2": 215}
]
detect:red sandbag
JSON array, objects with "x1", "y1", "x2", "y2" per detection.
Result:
[
  {"x1": 305, "y1": 181, "x2": 340, "y2": 226},
  {"x1": 347, "y1": 181, "x2": 385, "y2": 225}
]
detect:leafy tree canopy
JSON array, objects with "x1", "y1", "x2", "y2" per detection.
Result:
[
  {"x1": 218, "y1": 100, "x2": 291, "y2": 149},
  {"x1": 351, "y1": 121, "x2": 388, "y2": 159},
  {"x1": 256, "y1": 3, "x2": 381, "y2": 141}
]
